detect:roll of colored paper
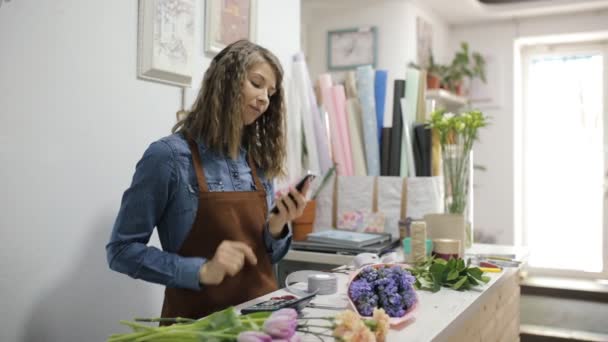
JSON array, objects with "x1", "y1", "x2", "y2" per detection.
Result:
[{"x1": 356, "y1": 65, "x2": 380, "y2": 176}]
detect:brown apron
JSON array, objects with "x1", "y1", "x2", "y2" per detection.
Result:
[{"x1": 160, "y1": 138, "x2": 278, "y2": 320}]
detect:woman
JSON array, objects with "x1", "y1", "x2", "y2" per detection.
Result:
[{"x1": 106, "y1": 40, "x2": 310, "y2": 320}]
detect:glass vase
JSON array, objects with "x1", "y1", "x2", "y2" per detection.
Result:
[{"x1": 441, "y1": 144, "x2": 473, "y2": 248}]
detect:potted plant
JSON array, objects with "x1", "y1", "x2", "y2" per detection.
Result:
[
  {"x1": 426, "y1": 52, "x2": 443, "y2": 90},
  {"x1": 444, "y1": 42, "x2": 486, "y2": 96}
]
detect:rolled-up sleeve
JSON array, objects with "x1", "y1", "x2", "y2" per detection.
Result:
[
  {"x1": 106, "y1": 141, "x2": 205, "y2": 290},
  {"x1": 262, "y1": 180, "x2": 292, "y2": 264}
]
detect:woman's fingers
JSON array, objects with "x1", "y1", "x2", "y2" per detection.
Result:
[{"x1": 231, "y1": 242, "x2": 258, "y2": 265}]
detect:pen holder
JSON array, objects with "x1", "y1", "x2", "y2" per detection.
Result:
[{"x1": 292, "y1": 200, "x2": 317, "y2": 241}]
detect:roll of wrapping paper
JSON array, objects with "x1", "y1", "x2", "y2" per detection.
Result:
[
  {"x1": 291, "y1": 53, "x2": 319, "y2": 174},
  {"x1": 356, "y1": 65, "x2": 380, "y2": 176},
  {"x1": 293, "y1": 53, "x2": 332, "y2": 174},
  {"x1": 345, "y1": 71, "x2": 358, "y2": 99},
  {"x1": 331, "y1": 85, "x2": 354, "y2": 176},
  {"x1": 319, "y1": 74, "x2": 350, "y2": 176},
  {"x1": 410, "y1": 221, "x2": 427, "y2": 263},
  {"x1": 346, "y1": 98, "x2": 367, "y2": 176},
  {"x1": 285, "y1": 70, "x2": 303, "y2": 182},
  {"x1": 374, "y1": 70, "x2": 388, "y2": 147}
]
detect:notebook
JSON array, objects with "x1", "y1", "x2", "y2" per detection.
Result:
[{"x1": 306, "y1": 230, "x2": 391, "y2": 248}]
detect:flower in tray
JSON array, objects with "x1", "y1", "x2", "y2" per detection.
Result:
[
  {"x1": 109, "y1": 305, "x2": 389, "y2": 342},
  {"x1": 263, "y1": 312, "x2": 298, "y2": 339},
  {"x1": 372, "y1": 308, "x2": 390, "y2": 342},
  {"x1": 332, "y1": 309, "x2": 388, "y2": 342},
  {"x1": 348, "y1": 265, "x2": 417, "y2": 318}
]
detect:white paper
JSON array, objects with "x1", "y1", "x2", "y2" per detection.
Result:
[
  {"x1": 313, "y1": 172, "x2": 335, "y2": 232},
  {"x1": 401, "y1": 98, "x2": 416, "y2": 177},
  {"x1": 337, "y1": 176, "x2": 374, "y2": 220},
  {"x1": 377, "y1": 176, "x2": 404, "y2": 239},
  {"x1": 406, "y1": 176, "x2": 444, "y2": 220}
]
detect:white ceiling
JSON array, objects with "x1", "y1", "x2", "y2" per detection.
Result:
[
  {"x1": 418, "y1": 0, "x2": 608, "y2": 25},
  {"x1": 302, "y1": 0, "x2": 608, "y2": 25}
]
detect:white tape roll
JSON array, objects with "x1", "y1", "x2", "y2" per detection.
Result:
[{"x1": 285, "y1": 271, "x2": 338, "y2": 296}]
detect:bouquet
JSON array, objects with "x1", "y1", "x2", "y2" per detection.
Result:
[
  {"x1": 108, "y1": 306, "x2": 390, "y2": 342},
  {"x1": 348, "y1": 265, "x2": 418, "y2": 323},
  {"x1": 427, "y1": 109, "x2": 487, "y2": 215}
]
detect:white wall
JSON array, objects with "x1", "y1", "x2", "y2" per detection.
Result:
[
  {"x1": 450, "y1": 10, "x2": 608, "y2": 244},
  {"x1": 302, "y1": 0, "x2": 450, "y2": 126},
  {"x1": 0, "y1": 1, "x2": 300, "y2": 341}
]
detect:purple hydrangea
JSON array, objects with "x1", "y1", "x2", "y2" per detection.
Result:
[
  {"x1": 350, "y1": 265, "x2": 417, "y2": 318},
  {"x1": 348, "y1": 279, "x2": 378, "y2": 316},
  {"x1": 359, "y1": 266, "x2": 379, "y2": 283}
]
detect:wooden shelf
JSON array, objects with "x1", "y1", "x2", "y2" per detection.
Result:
[{"x1": 425, "y1": 89, "x2": 468, "y2": 107}]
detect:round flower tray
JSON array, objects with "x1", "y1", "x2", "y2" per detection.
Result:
[{"x1": 347, "y1": 263, "x2": 418, "y2": 327}]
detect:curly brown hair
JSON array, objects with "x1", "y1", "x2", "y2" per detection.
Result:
[{"x1": 173, "y1": 40, "x2": 286, "y2": 178}]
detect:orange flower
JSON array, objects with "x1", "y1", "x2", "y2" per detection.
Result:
[
  {"x1": 333, "y1": 310, "x2": 377, "y2": 342},
  {"x1": 372, "y1": 308, "x2": 390, "y2": 342}
]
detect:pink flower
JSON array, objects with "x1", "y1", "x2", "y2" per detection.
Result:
[
  {"x1": 237, "y1": 331, "x2": 273, "y2": 342},
  {"x1": 270, "y1": 308, "x2": 298, "y2": 321},
  {"x1": 263, "y1": 314, "x2": 297, "y2": 339}
]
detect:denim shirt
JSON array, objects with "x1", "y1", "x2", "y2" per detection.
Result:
[{"x1": 106, "y1": 133, "x2": 292, "y2": 290}]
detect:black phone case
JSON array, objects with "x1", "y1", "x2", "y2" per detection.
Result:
[
  {"x1": 240, "y1": 293, "x2": 316, "y2": 314},
  {"x1": 270, "y1": 174, "x2": 315, "y2": 214}
]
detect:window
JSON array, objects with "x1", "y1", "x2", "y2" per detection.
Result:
[{"x1": 520, "y1": 42, "x2": 607, "y2": 277}]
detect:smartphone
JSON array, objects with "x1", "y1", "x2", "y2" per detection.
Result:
[
  {"x1": 240, "y1": 293, "x2": 317, "y2": 314},
  {"x1": 270, "y1": 172, "x2": 317, "y2": 214}
]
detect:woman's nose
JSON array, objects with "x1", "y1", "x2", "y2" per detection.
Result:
[{"x1": 257, "y1": 91, "x2": 269, "y2": 106}]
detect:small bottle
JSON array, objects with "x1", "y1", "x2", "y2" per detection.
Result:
[{"x1": 410, "y1": 221, "x2": 427, "y2": 263}]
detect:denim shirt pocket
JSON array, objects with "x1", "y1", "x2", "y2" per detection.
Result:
[{"x1": 206, "y1": 178, "x2": 224, "y2": 192}]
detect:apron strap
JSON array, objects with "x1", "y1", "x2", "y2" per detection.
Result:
[
  {"x1": 248, "y1": 153, "x2": 265, "y2": 195},
  {"x1": 187, "y1": 137, "x2": 209, "y2": 193}
]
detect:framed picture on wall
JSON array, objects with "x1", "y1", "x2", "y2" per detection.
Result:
[
  {"x1": 205, "y1": 0, "x2": 257, "y2": 55},
  {"x1": 137, "y1": 0, "x2": 195, "y2": 87},
  {"x1": 327, "y1": 27, "x2": 377, "y2": 70}
]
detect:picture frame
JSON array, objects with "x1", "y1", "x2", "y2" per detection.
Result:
[
  {"x1": 205, "y1": 0, "x2": 257, "y2": 55},
  {"x1": 137, "y1": 0, "x2": 195, "y2": 87},
  {"x1": 327, "y1": 27, "x2": 377, "y2": 71}
]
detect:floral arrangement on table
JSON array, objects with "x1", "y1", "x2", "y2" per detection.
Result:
[
  {"x1": 348, "y1": 264, "x2": 418, "y2": 320},
  {"x1": 107, "y1": 306, "x2": 390, "y2": 342},
  {"x1": 427, "y1": 109, "x2": 488, "y2": 215},
  {"x1": 427, "y1": 109, "x2": 488, "y2": 246}
]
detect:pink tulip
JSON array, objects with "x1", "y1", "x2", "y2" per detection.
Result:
[
  {"x1": 270, "y1": 308, "x2": 298, "y2": 321},
  {"x1": 263, "y1": 315, "x2": 297, "y2": 339},
  {"x1": 236, "y1": 331, "x2": 273, "y2": 342}
]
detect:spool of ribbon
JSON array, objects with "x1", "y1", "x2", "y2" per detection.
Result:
[{"x1": 285, "y1": 270, "x2": 338, "y2": 296}]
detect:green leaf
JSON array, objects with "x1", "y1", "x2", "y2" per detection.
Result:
[
  {"x1": 467, "y1": 275, "x2": 479, "y2": 286},
  {"x1": 481, "y1": 276, "x2": 491, "y2": 283},
  {"x1": 197, "y1": 307, "x2": 240, "y2": 331},
  {"x1": 447, "y1": 269, "x2": 459, "y2": 281},
  {"x1": 447, "y1": 258, "x2": 457, "y2": 270},
  {"x1": 467, "y1": 267, "x2": 483, "y2": 280},
  {"x1": 430, "y1": 263, "x2": 447, "y2": 284},
  {"x1": 457, "y1": 259, "x2": 466, "y2": 271},
  {"x1": 451, "y1": 276, "x2": 468, "y2": 290},
  {"x1": 434, "y1": 258, "x2": 448, "y2": 266}
]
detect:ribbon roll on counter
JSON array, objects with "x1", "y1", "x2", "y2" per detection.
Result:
[{"x1": 285, "y1": 271, "x2": 338, "y2": 296}]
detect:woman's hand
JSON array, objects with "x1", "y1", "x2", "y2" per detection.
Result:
[
  {"x1": 268, "y1": 180, "x2": 312, "y2": 237},
  {"x1": 198, "y1": 241, "x2": 258, "y2": 285}
]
